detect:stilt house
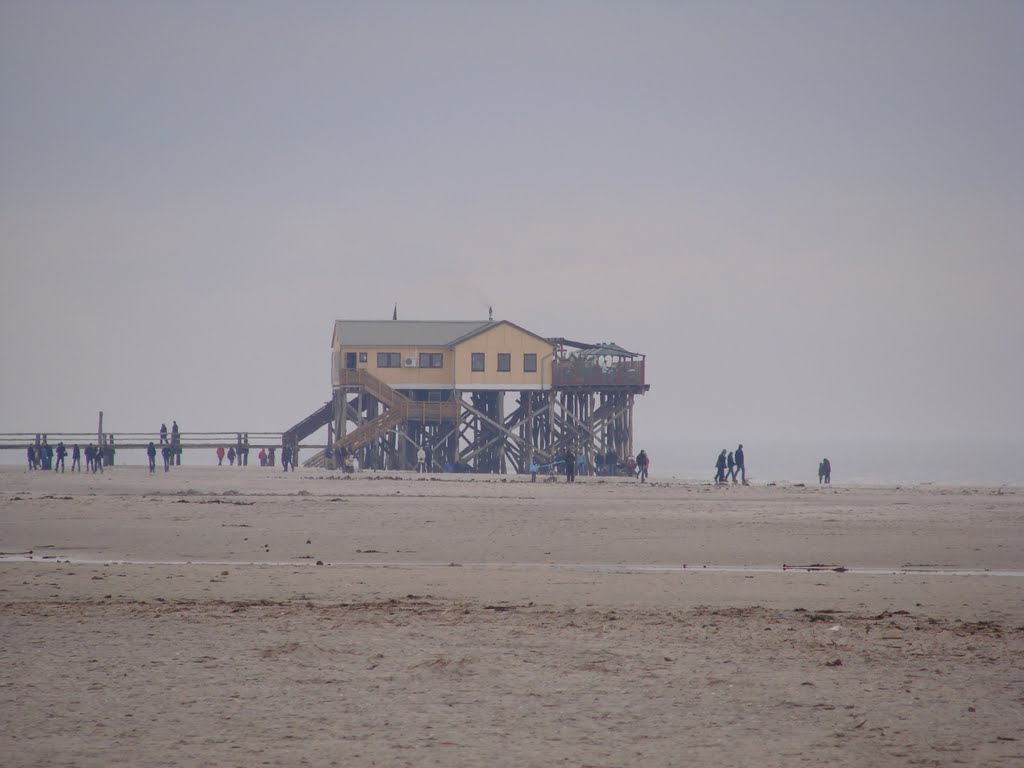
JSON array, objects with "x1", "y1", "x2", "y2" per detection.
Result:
[{"x1": 287, "y1": 317, "x2": 648, "y2": 474}]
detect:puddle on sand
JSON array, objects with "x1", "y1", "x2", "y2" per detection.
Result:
[{"x1": 0, "y1": 553, "x2": 1021, "y2": 577}]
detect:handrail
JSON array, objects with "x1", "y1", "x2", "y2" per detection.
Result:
[{"x1": 303, "y1": 368, "x2": 459, "y2": 467}]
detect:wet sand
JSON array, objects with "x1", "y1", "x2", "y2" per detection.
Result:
[{"x1": 1, "y1": 467, "x2": 1022, "y2": 767}]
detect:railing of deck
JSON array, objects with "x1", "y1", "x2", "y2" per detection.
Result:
[{"x1": 552, "y1": 357, "x2": 645, "y2": 387}]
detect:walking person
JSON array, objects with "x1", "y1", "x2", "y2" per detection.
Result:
[
  {"x1": 564, "y1": 447, "x2": 576, "y2": 483},
  {"x1": 715, "y1": 449, "x2": 728, "y2": 484},
  {"x1": 823, "y1": 458, "x2": 832, "y2": 484},
  {"x1": 146, "y1": 441, "x2": 157, "y2": 474},
  {"x1": 161, "y1": 443, "x2": 172, "y2": 472},
  {"x1": 727, "y1": 451, "x2": 736, "y2": 483},
  {"x1": 26, "y1": 444, "x2": 36, "y2": 470},
  {"x1": 216, "y1": 446, "x2": 225, "y2": 466},
  {"x1": 71, "y1": 444, "x2": 81, "y2": 472},
  {"x1": 227, "y1": 446, "x2": 236, "y2": 466},
  {"x1": 636, "y1": 449, "x2": 649, "y2": 482},
  {"x1": 55, "y1": 442, "x2": 66, "y2": 473},
  {"x1": 735, "y1": 444, "x2": 747, "y2": 485}
]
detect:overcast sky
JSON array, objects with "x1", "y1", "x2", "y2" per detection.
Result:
[{"x1": 1, "y1": 1, "x2": 1021, "y2": 445}]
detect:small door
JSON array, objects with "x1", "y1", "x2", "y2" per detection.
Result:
[{"x1": 345, "y1": 352, "x2": 357, "y2": 369}]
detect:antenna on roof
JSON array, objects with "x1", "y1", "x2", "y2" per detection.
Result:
[
  {"x1": 392, "y1": 303, "x2": 398, "y2": 321},
  {"x1": 488, "y1": 306, "x2": 493, "y2": 321}
]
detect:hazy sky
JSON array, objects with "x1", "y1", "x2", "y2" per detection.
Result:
[{"x1": 2, "y1": 1, "x2": 1021, "y2": 444}]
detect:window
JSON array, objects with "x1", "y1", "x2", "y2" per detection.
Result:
[
  {"x1": 497, "y1": 353, "x2": 511, "y2": 372},
  {"x1": 523, "y1": 353, "x2": 537, "y2": 373},
  {"x1": 419, "y1": 352, "x2": 443, "y2": 368},
  {"x1": 471, "y1": 352, "x2": 485, "y2": 372},
  {"x1": 377, "y1": 352, "x2": 401, "y2": 368},
  {"x1": 358, "y1": 352, "x2": 368, "y2": 363}
]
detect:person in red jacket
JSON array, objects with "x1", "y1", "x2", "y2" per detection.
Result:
[{"x1": 216, "y1": 446, "x2": 225, "y2": 466}]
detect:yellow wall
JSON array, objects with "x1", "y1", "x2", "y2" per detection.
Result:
[
  {"x1": 336, "y1": 346, "x2": 454, "y2": 388},
  {"x1": 454, "y1": 324, "x2": 553, "y2": 389},
  {"x1": 332, "y1": 322, "x2": 554, "y2": 390}
]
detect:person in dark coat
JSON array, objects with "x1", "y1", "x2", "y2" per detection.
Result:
[
  {"x1": 147, "y1": 442, "x2": 157, "y2": 473},
  {"x1": 171, "y1": 422, "x2": 181, "y2": 465},
  {"x1": 159, "y1": 423, "x2": 168, "y2": 444},
  {"x1": 564, "y1": 447, "x2": 576, "y2": 483},
  {"x1": 161, "y1": 444, "x2": 172, "y2": 472},
  {"x1": 727, "y1": 451, "x2": 736, "y2": 483},
  {"x1": 823, "y1": 458, "x2": 832, "y2": 484},
  {"x1": 715, "y1": 450, "x2": 728, "y2": 484},
  {"x1": 735, "y1": 444, "x2": 747, "y2": 485},
  {"x1": 636, "y1": 449, "x2": 650, "y2": 482},
  {"x1": 55, "y1": 442, "x2": 67, "y2": 473},
  {"x1": 27, "y1": 444, "x2": 36, "y2": 470},
  {"x1": 71, "y1": 444, "x2": 81, "y2": 472},
  {"x1": 227, "y1": 446, "x2": 236, "y2": 466}
]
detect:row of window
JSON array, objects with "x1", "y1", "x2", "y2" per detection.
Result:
[
  {"x1": 377, "y1": 352, "x2": 443, "y2": 368},
  {"x1": 472, "y1": 352, "x2": 537, "y2": 373},
  {"x1": 374, "y1": 352, "x2": 538, "y2": 372}
]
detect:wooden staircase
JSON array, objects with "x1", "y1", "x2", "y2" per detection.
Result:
[
  {"x1": 282, "y1": 401, "x2": 334, "y2": 447},
  {"x1": 303, "y1": 370, "x2": 457, "y2": 468}
]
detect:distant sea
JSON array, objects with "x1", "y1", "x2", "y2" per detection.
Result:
[
  {"x1": 641, "y1": 439, "x2": 1024, "y2": 488},
  {"x1": 4, "y1": 439, "x2": 1021, "y2": 488}
]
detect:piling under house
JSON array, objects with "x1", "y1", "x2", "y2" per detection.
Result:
[{"x1": 289, "y1": 318, "x2": 648, "y2": 474}]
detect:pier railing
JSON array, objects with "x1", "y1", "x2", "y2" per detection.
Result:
[{"x1": 0, "y1": 431, "x2": 284, "y2": 453}]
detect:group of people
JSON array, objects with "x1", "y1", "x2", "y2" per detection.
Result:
[
  {"x1": 214, "y1": 435, "x2": 260, "y2": 466},
  {"x1": 145, "y1": 441, "x2": 177, "y2": 473},
  {"x1": 158, "y1": 421, "x2": 182, "y2": 466},
  {"x1": 27, "y1": 440, "x2": 110, "y2": 473},
  {"x1": 715, "y1": 444, "x2": 747, "y2": 485},
  {"x1": 26, "y1": 441, "x2": 60, "y2": 471},
  {"x1": 818, "y1": 458, "x2": 832, "y2": 484},
  {"x1": 523, "y1": 447, "x2": 651, "y2": 483}
]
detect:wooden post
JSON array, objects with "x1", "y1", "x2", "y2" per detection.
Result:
[{"x1": 97, "y1": 411, "x2": 103, "y2": 449}]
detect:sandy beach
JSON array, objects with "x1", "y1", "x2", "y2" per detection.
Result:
[{"x1": 1, "y1": 466, "x2": 1022, "y2": 767}]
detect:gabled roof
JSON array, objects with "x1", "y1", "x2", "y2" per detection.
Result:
[
  {"x1": 450, "y1": 319, "x2": 555, "y2": 348},
  {"x1": 333, "y1": 320, "x2": 494, "y2": 348}
]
